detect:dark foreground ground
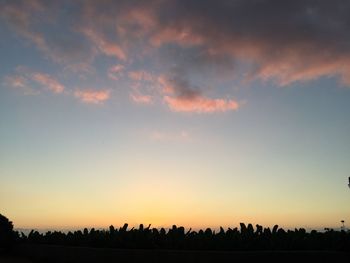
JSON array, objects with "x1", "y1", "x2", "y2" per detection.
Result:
[
  {"x1": 0, "y1": 255, "x2": 32, "y2": 263},
  {"x1": 2, "y1": 244, "x2": 349, "y2": 263}
]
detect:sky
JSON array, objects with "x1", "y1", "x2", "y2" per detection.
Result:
[{"x1": 0, "y1": 0, "x2": 350, "y2": 231}]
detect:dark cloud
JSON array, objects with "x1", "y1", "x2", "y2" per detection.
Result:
[
  {"x1": 163, "y1": 71, "x2": 201, "y2": 100},
  {"x1": 2, "y1": 0, "x2": 350, "y2": 103},
  {"x1": 149, "y1": 0, "x2": 350, "y2": 85},
  {"x1": 158, "y1": 71, "x2": 239, "y2": 113}
]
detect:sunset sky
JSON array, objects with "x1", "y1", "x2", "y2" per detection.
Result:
[{"x1": 1, "y1": 0, "x2": 350, "y2": 231}]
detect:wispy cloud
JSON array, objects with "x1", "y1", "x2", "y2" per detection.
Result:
[
  {"x1": 78, "y1": 0, "x2": 350, "y2": 87},
  {"x1": 3, "y1": 74, "x2": 37, "y2": 95},
  {"x1": 4, "y1": 67, "x2": 112, "y2": 105},
  {"x1": 0, "y1": 1, "x2": 95, "y2": 72},
  {"x1": 147, "y1": 1, "x2": 350, "y2": 86},
  {"x1": 80, "y1": 27, "x2": 126, "y2": 61},
  {"x1": 31, "y1": 73, "x2": 65, "y2": 94},
  {"x1": 4, "y1": 75, "x2": 27, "y2": 89},
  {"x1": 128, "y1": 71, "x2": 154, "y2": 81},
  {"x1": 150, "y1": 27, "x2": 204, "y2": 47},
  {"x1": 163, "y1": 96, "x2": 239, "y2": 113},
  {"x1": 0, "y1": 2, "x2": 48, "y2": 53},
  {"x1": 108, "y1": 64, "x2": 125, "y2": 80},
  {"x1": 3, "y1": 68, "x2": 65, "y2": 95},
  {"x1": 158, "y1": 74, "x2": 239, "y2": 113},
  {"x1": 127, "y1": 70, "x2": 158, "y2": 106},
  {"x1": 74, "y1": 89, "x2": 111, "y2": 104},
  {"x1": 130, "y1": 93, "x2": 153, "y2": 105},
  {"x1": 3, "y1": 0, "x2": 350, "y2": 113}
]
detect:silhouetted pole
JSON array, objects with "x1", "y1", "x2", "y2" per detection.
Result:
[{"x1": 341, "y1": 220, "x2": 345, "y2": 231}]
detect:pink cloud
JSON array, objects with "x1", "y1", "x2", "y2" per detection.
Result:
[
  {"x1": 4, "y1": 68, "x2": 65, "y2": 95},
  {"x1": 127, "y1": 2, "x2": 350, "y2": 88},
  {"x1": 5, "y1": 75, "x2": 27, "y2": 89},
  {"x1": 157, "y1": 74, "x2": 239, "y2": 113},
  {"x1": 3, "y1": 74, "x2": 38, "y2": 95},
  {"x1": 108, "y1": 64, "x2": 125, "y2": 80},
  {"x1": 164, "y1": 96, "x2": 239, "y2": 113},
  {"x1": 4, "y1": 67, "x2": 114, "y2": 105},
  {"x1": 79, "y1": 1, "x2": 350, "y2": 87},
  {"x1": 150, "y1": 27, "x2": 204, "y2": 47},
  {"x1": 4, "y1": 1, "x2": 350, "y2": 90},
  {"x1": 128, "y1": 71, "x2": 154, "y2": 81},
  {"x1": 31, "y1": 73, "x2": 65, "y2": 93},
  {"x1": 253, "y1": 54, "x2": 350, "y2": 86},
  {"x1": 0, "y1": 4, "x2": 48, "y2": 53},
  {"x1": 74, "y1": 89, "x2": 111, "y2": 104},
  {"x1": 130, "y1": 93, "x2": 153, "y2": 104},
  {"x1": 0, "y1": 2, "x2": 95, "y2": 71},
  {"x1": 80, "y1": 28, "x2": 126, "y2": 61},
  {"x1": 157, "y1": 75, "x2": 176, "y2": 94},
  {"x1": 117, "y1": 7, "x2": 157, "y2": 38},
  {"x1": 127, "y1": 70, "x2": 158, "y2": 106}
]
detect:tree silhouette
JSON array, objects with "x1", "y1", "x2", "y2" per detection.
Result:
[{"x1": 0, "y1": 214, "x2": 15, "y2": 249}]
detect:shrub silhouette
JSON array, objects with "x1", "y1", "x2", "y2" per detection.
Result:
[
  {"x1": 0, "y1": 214, "x2": 15, "y2": 249},
  {"x1": 18, "y1": 222, "x2": 350, "y2": 251}
]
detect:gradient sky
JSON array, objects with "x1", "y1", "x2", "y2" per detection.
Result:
[{"x1": 1, "y1": 0, "x2": 350, "y2": 231}]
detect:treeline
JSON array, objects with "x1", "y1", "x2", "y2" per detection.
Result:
[{"x1": 18, "y1": 223, "x2": 350, "y2": 251}]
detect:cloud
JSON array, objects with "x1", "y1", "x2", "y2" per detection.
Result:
[
  {"x1": 79, "y1": 0, "x2": 350, "y2": 87},
  {"x1": 158, "y1": 74, "x2": 239, "y2": 113},
  {"x1": 3, "y1": 68, "x2": 65, "y2": 95},
  {"x1": 31, "y1": 73, "x2": 65, "y2": 93},
  {"x1": 148, "y1": 0, "x2": 350, "y2": 86},
  {"x1": 3, "y1": 74, "x2": 38, "y2": 95},
  {"x1": 4, "y1": 75, "x2": 27, "y2": 89},
  {"x1": 130, "y1": 93, "x2": 153, "y2": 105},
  {"x1": 4, "y1": 0, "x2": 350, "y2": 87},
  {"x1": 127, "y1": 70, "x2": 158, "y2": 106},
  {"x1": 3, "y1": 67, "x2": 112, "y2": 105},
  {"x1": 150, "y1": 27, "x2": 204, "y2": 47},
  {"x1": 158, "y1": 74, "x2": 200, "y2": 98},
  {"x1": 3, "y1": 0, "x2": 350, "y2": 114},
  {"x1": 126, "y1": 70, "x2": 236, "y2": 112},
  {"x1": 0, "y1": 1, "x2": 95, "y2": 72},
  {"x1": 0, "y1": 1, "x2": 48, "y2": 51},
  {"x1": 74, "y1": 89, "x2": 111, "y2": 104},
  {"x1": 79, "y1": 27, "x2": 126, "y2": 61},
  {"x1": 163, "y1": 96, "x2": 239, "y2": 113},
  {"x1": 108, "y1": 64, "x2": 125, "y2": 80},
  {"x1": 128, "y1": 71, "x2": 154, "y2": 81}
]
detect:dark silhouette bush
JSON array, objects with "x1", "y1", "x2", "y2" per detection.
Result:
[
  {"x1": 0, "y1": 214, "x2": 15, "y2": 249},
  {"x1": 1, "y1": 214, "x2": 348, "y2": 252},
  {"x1": 18, "y1": 222, "x2": 350, "y2": 252}
]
